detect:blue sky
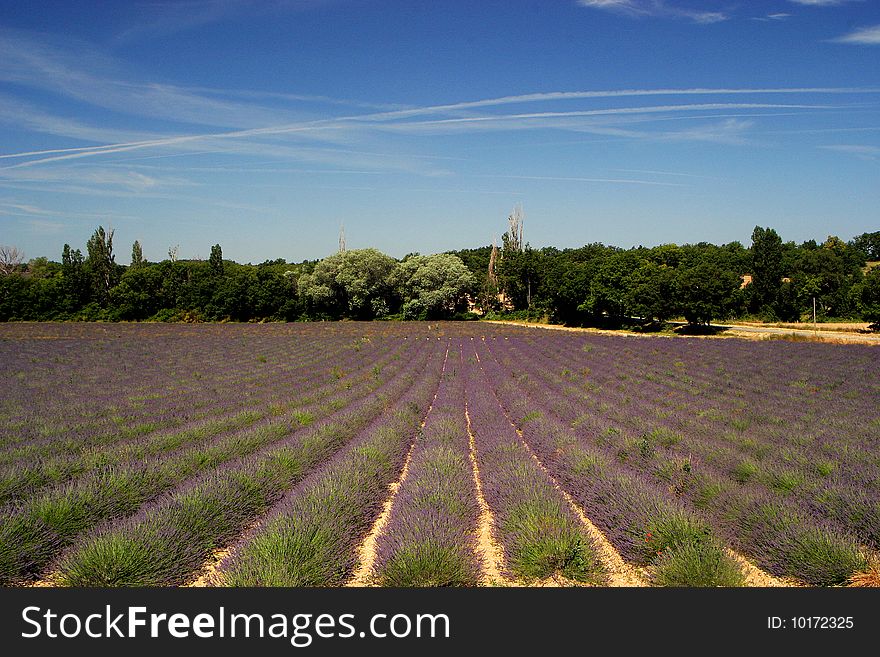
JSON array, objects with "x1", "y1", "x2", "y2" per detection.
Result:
[{"x1": 1, "y1": 0, "x2": 878, "y2": 264}]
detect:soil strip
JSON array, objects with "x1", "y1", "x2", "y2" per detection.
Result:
[{"x1": 464, "y1": 400, "x2": 509, "y2": 587}]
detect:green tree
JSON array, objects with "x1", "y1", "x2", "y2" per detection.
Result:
[
  {"x1": 749, "y1": 226, "x2": 784, "y2": 315},
  {"x1": 584, "y1": 250, "x2": 638, "y2": 322},
  {"x1": 859, "y1": 267, "x2": 880, "y2": 328},
  {"x1": 498, "y1": 246, "x2": 543, "y2": 311},
  {"x1": 131, "y1": 240, "x2": 144, "y2": 268},
  {"x1": 850, "y1": 231, "x2": 880, "y2": 261},
  {"x1": 677, "y1": 263, "x2": 741, "y2": 326},
  {"x1": 86, "y1": 226, "x2": 117, "y2": 305},
  {"x1": 27, "y1": 257, "x2": 61, "y2": 280},
  {"x1": 790, "y1": 238, "x2": 864, "y2": 319},
  {"x1": 110, "y1": 264, "x2": 167, "y2": 320},
  {"x1": 61, "y1": 243, "x2": 89, "y2": 311},
  {"x1": 393, "y1": 253, "x2": 475, "y2": 319},
  {"x1": 298, "y1": 248, "x2": 397, "y2": 319},
  {"x1": 626, "y1": 261, "x2": 679, "y2": 324},
  {"x1": 209, "y1": 244, "x2": 224, "y2": 277}
]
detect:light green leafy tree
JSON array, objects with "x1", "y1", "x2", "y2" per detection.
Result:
[
  {"x1": 393, "y1": 253, "x2": 476, "y2": 319},
  {"x1": 298, "y1": 248, "x2": 397, "y2": 319}
]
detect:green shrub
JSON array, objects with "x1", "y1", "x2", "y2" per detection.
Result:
[{"x1": 651, "y1": 540, "x2": 745, "y2": 587}]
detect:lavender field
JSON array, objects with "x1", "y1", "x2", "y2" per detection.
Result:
[{"x1": 1, "y1": 322, "x2": 878, "y2": 587}]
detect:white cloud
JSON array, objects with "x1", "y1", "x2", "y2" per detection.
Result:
[
  {"x1": 477, "y1": 173, "x2": 687, "y2": 187},
  {"x1": 0, "y1": 28, "x2": 332, "y2": 131},
  {"x1": 820, "y1": 144, "x2": 880, "y2": 159},
  {"x1": 752, "y1": 13, "x2": 792, "y2": 22},
  {"x1": 25, "y1": 219, "x2": 66, "y2": 234},
  {"x1": 0, "y1": 87, "x2": 866, "y2": 171},
  {"x1": 577, "y1": 0, "x2": 728, "y2": 24},
  {"x1": 788, "y1": 1, "x2": 847, "y2": 6},
  {"x1": 112, "y1": 0, "x2": 341, "y2": 44},
  {"x1": 833, "y1": 24, "x2": 880, "y2": 45}
]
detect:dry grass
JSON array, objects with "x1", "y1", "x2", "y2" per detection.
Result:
[
  {"x1": 848, "y1": 562, "x2": 880, "y2": 588},
  {"x1": 732, "y1": 321, "x2": 872, "y2": 333}
]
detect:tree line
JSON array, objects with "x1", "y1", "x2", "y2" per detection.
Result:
[{"x1": 1, "y1": 226, "x2": 878, "y2": 328}]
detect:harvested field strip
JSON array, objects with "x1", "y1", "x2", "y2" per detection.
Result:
[
  {"x1": 463, "y1": 346, "x2": 607, "y2": 586},
  {"x1": 214, "y1": 355, "x2": 443, "y2": 586},
  {"x1": 48, "y1": 342, "x2": 440, "y2": 587},
  {"x1": 486, "y1": 337, "x2": 873, "y2": 584},
  {"x1": 0, "y1": 338, "x2": 407, "y2": 504},
  {"x1": 371, "y1": 346, "x2": 482, "y2": 587},
  {"x1": 0, "y1": 339, "x2": 433, "y2": 585}
]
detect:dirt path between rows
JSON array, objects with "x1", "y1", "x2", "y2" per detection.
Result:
[
  {"x1": 516, "y1": 430, "x2": 649, "y2": 587},
  {"x1": 345, "y1": 442, "x2": 415, "y2": 586},
  {"x1": 471, "y1": 347, "x2": 648, "y2": 587},
  {"x1": 464, "y1": 401, "x2": 509, "y2": 587},
  {"x1": 345, "y1": 346, "x2": 451, "y2": 587}
]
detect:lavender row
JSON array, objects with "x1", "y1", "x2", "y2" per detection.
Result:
[
  {"x1": 0, "y1": 326, "x2": 369, "y2": 460},
  {"x1": 479, "y1": 339, "x2": 869, "y2": 585},
  {"x1": 50, "y1": 340, "x2": 442, "y2": 587},
  {"x1": 371, "y1": 345, "x2": 482, "y2": 587},
  {"x1": 475, "y1": 341, "x2": 746, "y2": 586},
  {"x1": 503, "y1": 332, "x2": 878, "y2": 466},
  {"x1": 0, "y1": 326, "x2": 312, "y2": 446},
  {"x1": 490, "y1": 334, "x2": 879, "y2": 519},
  {"x1": 463, "y1": 347, "x2": 606, "y2": 584},
  {"x1": 0, "y1": 337, "x2": 434, "y2": 585},
  {"x1": 217, "y1": 358, "x2": 442, "y2": 586},
  {"x1": 492, "y1": 335, "x2": 880, "y2": 554},
  {"x1": 0, "y1": 333, "x2": 412, "y2": 510},
  {"x1": 0, "y1": 335, "x2": 407, "y2": 505}
]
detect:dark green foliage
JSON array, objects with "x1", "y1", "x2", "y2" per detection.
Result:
[
  {"x1": 3, "y1": 225, "x2": 879, "y2": 324},
  {"x1": 86, "y1": 226, "x2": 118, "y2": 306},
  {"x1": 750, "y1": 225, "x2": 784, "y2": 313},
  {"x1": 861, "y1": 267, "x2": 880, "y2": 328},
  {"x1": 676, "y1": 263, "x2": 741, "y2": 326},
  {"x1": 130, "y1": 240, "x2": 144, "y2": 268},
  {"x1": 849, "y1": 231, "x2": 880, "y2": 261},
  {"x1": 209, "y1": 244, "x2": 224, "y2": 277}
]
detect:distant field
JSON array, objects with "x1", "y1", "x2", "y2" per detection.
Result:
[
  {"x1": 730, "y1": 321, "x2": 872, "y2": 333},
  {"x1": 1, "y1": 322, "x2": 878, "y2": 588}
]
